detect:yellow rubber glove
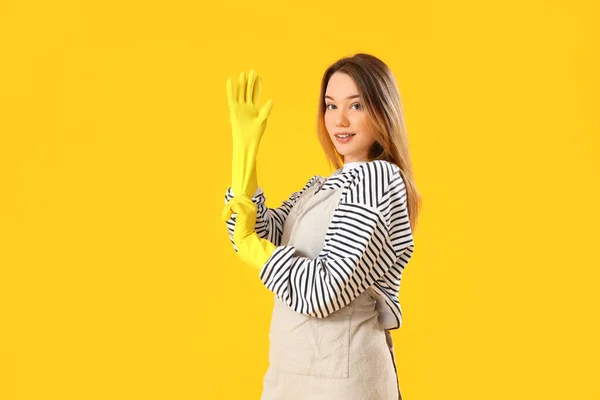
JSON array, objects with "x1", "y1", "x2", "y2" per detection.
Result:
[
  {"x1": 226, "y1": 194, "x2": 276, "y2": 271},
  {"x1": 221, "y1": 69, "x2": 273, "y2": 222}
]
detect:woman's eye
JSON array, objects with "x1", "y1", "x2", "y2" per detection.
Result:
[{"x1": 326, "y1": 104, "x2": 361, "y2": 110}]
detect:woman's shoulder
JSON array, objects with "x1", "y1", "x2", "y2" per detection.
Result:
[
  {"x1": 345, "y1": 160, "x2": 406, "y2": 208},
  {"x1": 352, "y1": 160, "x2": 403, "y2": 187}
]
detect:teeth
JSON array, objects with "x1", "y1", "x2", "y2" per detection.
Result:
[{"x1": 337, "y1": 134, "x2": 353, "y2": 138}]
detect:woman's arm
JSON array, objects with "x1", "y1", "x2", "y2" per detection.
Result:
[
  {"x1": 258, "y1": 163, "x2": 414, "y2": 318},
  {"x1": 223, "y1": 175, "x2": 321, "y2": 250}
]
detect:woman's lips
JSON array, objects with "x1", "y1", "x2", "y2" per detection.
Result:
[{"x1": 335, "y1": 133, "x2": 355, "y2": 144}]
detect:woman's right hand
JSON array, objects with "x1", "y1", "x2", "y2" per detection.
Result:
[
  {"x1": 226, "y1": 69, "x2": 273, "y2": 151},
  {"x1": 223, "y1": 69, "x2": 273, "y2": 211}
]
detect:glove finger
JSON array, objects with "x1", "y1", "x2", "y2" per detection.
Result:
[
  {"x1": 228, "y1": 195, "x2": 256, "y2": 215},
  {"x1": 237, "y1": 71, "x2": 246, "y2": 103},
  {"x1": 221, "y1": 198, "x2": 256, "y2": 222},
  {"x1": 220, "y1": 204, "x2": 233, "y2": 222},
  {"x1": 259, "y1": 99, "x2": 274, "y2": 121},
  {"x1": 247, "y1": 69, "x2": 256, "y2": 105},
  {"x1": 252, "y1": 75, "x2": 262, "y2": 105},
  {"x1": 226, "y1": 77, "x2": 235, "y2": 109}
]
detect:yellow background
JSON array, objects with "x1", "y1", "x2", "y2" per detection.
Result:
[{"x1": 1, "y1": 0, "x2": 599, "y2": 399}]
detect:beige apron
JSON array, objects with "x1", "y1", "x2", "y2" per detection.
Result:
[{"x1": 260, "y1": 176, "x2": 402, "y2": 400}]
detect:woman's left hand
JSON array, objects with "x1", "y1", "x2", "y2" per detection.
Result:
[{"x1": 225, "y1": 195, "x2": 276, "y2": 271}]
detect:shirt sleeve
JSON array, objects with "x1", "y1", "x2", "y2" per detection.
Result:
[
  {"x1": 258, "y1": 165, "x2": 414, "y2": 318},
  {"x1": 224, "y1": 175, "x2": 322, "y2": 252}
]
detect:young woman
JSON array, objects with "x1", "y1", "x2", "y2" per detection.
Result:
[{"x1": 221, "y1": 53, "x2": 421, "y2": 400}]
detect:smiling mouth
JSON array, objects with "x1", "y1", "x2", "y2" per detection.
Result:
[{"x1": 334, "y1": 133, "x2": 356, "y2": 144}]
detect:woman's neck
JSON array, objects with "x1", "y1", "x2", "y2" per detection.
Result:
[{"x1": 342, "y1": 160, "x2": 368, "y2": 173}]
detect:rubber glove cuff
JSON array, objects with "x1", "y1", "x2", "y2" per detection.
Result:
[{"x1": 225, "y1": 195, "x2": 276, "y2": 270}]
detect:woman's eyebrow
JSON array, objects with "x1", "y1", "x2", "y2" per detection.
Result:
[{"x1": 325, "y1": 94, "x2": 361, "y2": 100}]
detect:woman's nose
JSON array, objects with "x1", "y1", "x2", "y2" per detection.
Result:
[{"x1": 336, "y1": 113, "x2": 349, "y2": 127}]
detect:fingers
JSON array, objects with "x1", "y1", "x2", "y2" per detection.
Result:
[
  {"x1": 228, "y1": 195, "x2": 256, "y2": 215},
  {"x1": 226, "y1": 77, "x2": 235, "y2": 109},
  {"x1": 247, "y1": 69, "x2": 256, "y2": 105},
  {"x1": 220, "y1": 204, "x2": 233, "y2": 222},
  {"x1": 227, "y1": 69, "x2": 267, "y2": 111},
  {"x1": 237, "y1": 71, "x2": 246, "y2": 103},
  {"x1": 259, "y1": 99, "x2": 274, "y2": 121},
  {"x1": 252, "y1": 74, "x2": 262, "y2": 105},
  {"x1": 221, "y1": 196, "x2": 256, "y2": 222}
]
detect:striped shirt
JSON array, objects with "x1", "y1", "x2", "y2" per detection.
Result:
[{"x1": 224, "y1": 160, "x2": 414, "y2": 330}]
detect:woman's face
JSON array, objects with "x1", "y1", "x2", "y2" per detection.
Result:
[{"x1": 324, "y1": 72, "x2": 377, "y2": 163}]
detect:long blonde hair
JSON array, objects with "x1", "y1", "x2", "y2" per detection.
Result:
[{"x1": 316, "y1": 53, "x2": 422, "y2": 233}]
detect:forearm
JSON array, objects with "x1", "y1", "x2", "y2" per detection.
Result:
[{"x1": 231, "y1": 140, "x2": 260, "y2": 199}]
